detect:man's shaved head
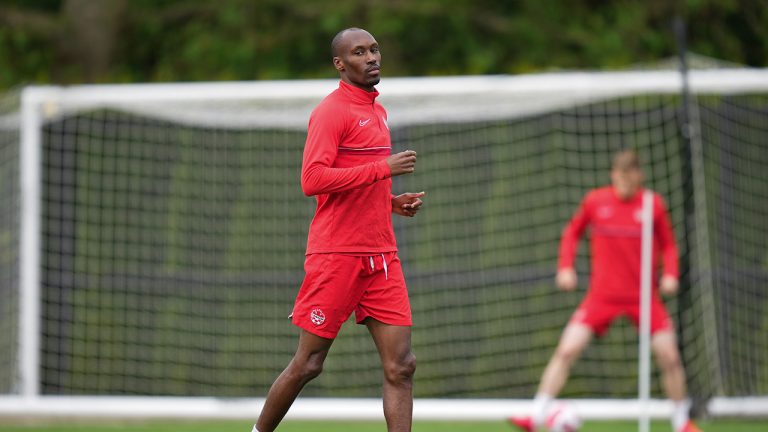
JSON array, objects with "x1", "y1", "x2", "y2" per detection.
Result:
[
  {"x1": 331, "y1": 27, "x2": 370, "y2": 57},
  {"x1": 330, "y1": 27, "x2": 381, "y2": 91}
]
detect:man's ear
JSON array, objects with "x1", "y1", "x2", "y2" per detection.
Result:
[{"x1": 333, "y1": 56, "x2": 344, "y2": 72}]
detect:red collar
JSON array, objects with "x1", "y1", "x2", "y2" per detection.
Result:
[
  {"x1": 339, "y1": 80, "x2": 379, "y2": 104},
  {"x1": 612, "y1": 187, "x2": 644, "y2": 202}
]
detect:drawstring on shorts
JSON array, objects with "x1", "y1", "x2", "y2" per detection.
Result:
[
  {"x1": 381, "y1": 253, "x2": 388, "y2": 280},
  {"x1": 368, "y1": 254, "x2": 389, "y2": 280}
]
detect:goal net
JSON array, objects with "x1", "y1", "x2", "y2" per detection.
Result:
[
  {"x1": 1, "y1": 67, "x2": 767, "y2": 419},
  {"x1": 0, "y1": 90, "x2": 20, "y2": 397}
]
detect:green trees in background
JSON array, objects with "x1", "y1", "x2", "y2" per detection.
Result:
[{"x1": 0, "y1": 0, "x2": 766, "y2": 89}]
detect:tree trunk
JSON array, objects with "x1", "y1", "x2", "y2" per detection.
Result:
[{"x1": 62, "y1": 0, "x2": 127, "y2": 82}]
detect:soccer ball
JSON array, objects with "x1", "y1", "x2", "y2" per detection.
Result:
[{"x1": 545, "y1": 402, "x2": 581, "y2": 432}]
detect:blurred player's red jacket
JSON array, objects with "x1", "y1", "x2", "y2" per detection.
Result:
[{"x1": 558, "y1": 187, "x2": 679, "y2": 302}]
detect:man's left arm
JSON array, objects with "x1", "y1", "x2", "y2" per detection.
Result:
[{"x1": 392, "y1": 192, "x2": 425, "y2": 217}]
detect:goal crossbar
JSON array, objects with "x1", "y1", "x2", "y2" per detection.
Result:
[{"x1": 22, "y1": 68, "x2": 768, "y2": 129}]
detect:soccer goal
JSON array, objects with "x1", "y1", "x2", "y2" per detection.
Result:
[{"x1": 0, "y1": 66, "x2": 767, "y2": 421}]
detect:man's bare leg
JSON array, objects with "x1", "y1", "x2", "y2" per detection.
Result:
[
  {"x1": 652, "y1": 330, "x2": 692, "y2": 431},
  {"x1": 538, "y1": 323, "x2": 593, "y2": 395},
  {"x1": 256, "y1": 330, "x2": 334, "y2": 432},
  {"x1": 366, "y1": 318, "x2": 416, "y2": 432},
  {"x1": 533, "y1": 324, "x2": 593, "y2": 426}
]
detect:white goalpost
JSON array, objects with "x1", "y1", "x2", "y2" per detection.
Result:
[
  {"x1": 1, "y1": 68, "x2": 768, "y2": 421},
  {"x1": 638, "y1": 190, "x2": 654, "y2": 432},
  {"x1": 18, "y1": 88, "x2": 45, "y2": 401}
]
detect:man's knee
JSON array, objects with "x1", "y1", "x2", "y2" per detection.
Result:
[
  {"x1": 552, "y1": 324, "x2": 591, "y2": 366},
  {"x1": 290, "y1": 352, "x2": 326, "y2": 382},
  {"x1": 654, "y1": 345, "x2": 682, "y2": 371},
  {"x1": 554, "y1": 342, "x2": 583, "y2": 365},
  {"x1": 383, "y1": 352, "x2": 416, "y2": 384},
  {"x1": 305, "y1": 356, "x2": 325, "y2": 380},
  {"x1": 652, "y1": 332, "x2": 683, "y2": 371}
]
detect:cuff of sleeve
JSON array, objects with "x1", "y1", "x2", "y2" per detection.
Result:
[{"x1": 377, "y1": 159, "x2": 391, "y2": 179}]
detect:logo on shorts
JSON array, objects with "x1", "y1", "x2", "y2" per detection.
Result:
[{"x1": 310, "y1": 308, "x2": 326, "y2": 326}]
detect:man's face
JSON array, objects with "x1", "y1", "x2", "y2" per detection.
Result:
[
  {"x1": 611, "y1": 167, "x2": 644, "y2": 199},
  {"x1": 333, "y1": 30, "x2": 381, "y2": 91}
]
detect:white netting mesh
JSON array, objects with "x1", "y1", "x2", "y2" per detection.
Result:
[
  {"x1": 2, "y1": 70, "x2": 767, "y2": 405},
  {"x1": 0, "y1": 90, "x2": 20, "y2": 395}
]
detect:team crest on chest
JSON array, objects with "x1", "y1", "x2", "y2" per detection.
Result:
[{"x1": 596, "y1": 205, "x2": 613, "y2": 219}]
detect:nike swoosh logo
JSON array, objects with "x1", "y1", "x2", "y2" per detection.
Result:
[{"x1": 359, "y1": 119, "x2": 371, "y2": 127}]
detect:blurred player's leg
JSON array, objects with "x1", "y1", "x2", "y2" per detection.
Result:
[
  {"x1": 537, "y1": 324, "x2": 593, "y2": 401},
  {"x1": 509, "y1": 324, "x2": 593, "y2": 431},
  {"x1": 366, "y1": 318, "x2": 415, "y2": 432},
  {"x1": 256, "y1": 330, "x2": 334, "y2": 432},
  {"x1": 652, "y1": 330, "x2": 701, "y2": 432},
  {"x1": 652, "y1": 330, "x2": 685, "y2": 400}
]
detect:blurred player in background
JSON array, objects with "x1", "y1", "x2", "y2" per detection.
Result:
[
  {"x1": 509, "y1": 149, "x2": 701, "y2": 432},
  {"x1": 253, "y1": 28, "x2": 424, "y2": 432}
]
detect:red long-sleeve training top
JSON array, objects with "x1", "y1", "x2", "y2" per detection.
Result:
[
  {"x1": 558, "y1": 186, "x2": 679, "y2": 302},
  {"x1": 301, "y1": 80, "x2": 396, "y2": 255}
]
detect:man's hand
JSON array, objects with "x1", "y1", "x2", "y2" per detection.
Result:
[
  {"x1": 556, "y1": 268, "x2": 578, "y2": 291},
  {"x1": 392, "y1": 192, "x2": 425, "y2": 217},
  {"x1": 659, "y1": 274, "x2": 679, "y2": 296},
  {"x1": 387, "y1": 150, "x2": 417, "y2": 176}
]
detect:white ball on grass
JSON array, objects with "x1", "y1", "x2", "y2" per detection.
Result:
[{"x1": 545, "y1": 402, "x2": 581, "y2": 432}]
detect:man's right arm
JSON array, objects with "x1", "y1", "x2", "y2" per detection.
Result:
[
  {"x1": 300, "y1": 108, "x2": 390, "y2": 196},
  {"x1": 556, "y1": 194, "x2": 592, "y2": 290},
  {"x1": 386, "y1": 150, "x2": 417, "y2": 176},
  {"x1": 300, "y1": 108, "x2": 418, "y2": 196}
]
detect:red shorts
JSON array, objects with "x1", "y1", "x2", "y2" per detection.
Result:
[
  {"x1": 291, "y1": 252, "x2": 412, "y2": 338},
  {"x1": 569, "y1": 294, "x2": 674, "y2": 336}
]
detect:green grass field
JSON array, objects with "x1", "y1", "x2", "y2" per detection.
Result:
[{"x1": 1, "y1": 419, "x2": 768, "y2": 432}]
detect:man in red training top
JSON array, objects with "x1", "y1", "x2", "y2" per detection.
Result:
[
  {"x1": 253, "y1": 28, "x2": 424, "y2": 432},
  {"x1": 510, "y1": 150, "x2": 701, "y2": 432}
]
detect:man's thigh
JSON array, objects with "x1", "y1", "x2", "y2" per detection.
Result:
[{"x1": 291, "y1": 254, "x2": 368, "y2": 338}]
